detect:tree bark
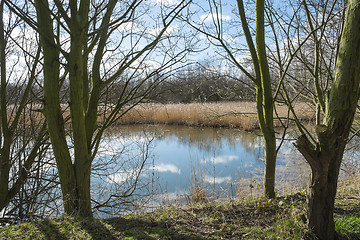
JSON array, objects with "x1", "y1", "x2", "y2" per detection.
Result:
[
  {"x1": 295, "y1": 1, "x2": 360, "y2": 238},
  {"x1": 256, "y1": 0, "x2": 276, "y2": 198},
  {"x1": 296, "y1": 132, "x2": 341, "y2": 239},
  {"x1": 263, "y1": 133, "x2": 276, "y2": 198},
  {"x1": 307, "y1": 163, "x2": 339, "y2": 240},
  {"x1": 237, "y1": 0, "x2": 277, "y2": 198},
  {"x1": 35, "y1": 0, "x2": 82, "y2": 216},
  {"x1": 0, "y1": 0, "x2": 9, "y2": 208},
  {"x1": 296, "y1": 131, "x2": 344, "y2": 240},
  {"x1": 68, "y1": 1, "x2": 93, "y2": 217}
]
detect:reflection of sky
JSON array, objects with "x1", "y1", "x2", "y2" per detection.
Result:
[
  {"x1": 150, "y1": 163, "x2": 181, "y2": 174},
  {"x1": 94, "y1": 125, "x2": 309, "y2": 201},
  {"x1": 201, "y1": 155, "x2": 239, "y2": 164},
  {"x1": 204, "y1": 175, "x2": 232, "y2": 184},
  {"x1": 151, "y1": 128, "x2": 265, "y2": 194}
]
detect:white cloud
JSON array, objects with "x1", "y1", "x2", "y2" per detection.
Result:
[
  {"x1": 205, "y1": 175, "x2": 232, "y2": 184},
  {"x1": 151, "y1": 0, "x2": 180, "y2": 5},
  {"x1": 130, "y1": 58, "x2": 162, "y2": 70},
  {"x1": 202, "y1": 155, "x2": 239, "y2": 164},
  {"x1": 116, "y1": 21, "x2": 141, "y2": 33},
  {"x1": 150, "y1": 163, "x2": 181, "y2": 174},
  {"x1": 200, "y1": 13, "x2": 231, "y2": 23},
  {"x1": 107, "y1": 171, "x2": 133, "y2": 183},
  {"x1": 223, "y1": 34, "x2": 238, "y2": 43},
  {"x1": 147, "y1": 25, "x2": 178, "y2": 36}
]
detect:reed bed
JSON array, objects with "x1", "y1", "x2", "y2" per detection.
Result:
[
  {"x1": 10, "y1": 101, "x2": 315, "y2": 131},
  {"x1": 116, "y1": 101, "x2": 316, "y2": 131}
]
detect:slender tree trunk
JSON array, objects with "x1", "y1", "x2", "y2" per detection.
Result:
[
  {"x1": 0, "y1": 144, "x2": 10, "y2": 208},
  {"x1": 255, "y1": 0, "x2": 277, "y2": 198},
  {"x1": 0, "y1": 0, "x2": 9, "y2": 208},
  {"x1": 237, "y1": 0, "x2": 277, "y2": 198},
  {"x1": 263, "y1": 133, "x2": 276, "y2": 198},
  {"x1": 67, "y1": 0, "x2": 92, "y2": 218}
]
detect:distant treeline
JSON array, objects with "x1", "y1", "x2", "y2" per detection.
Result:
[
  {"x1": 6, "y1": 64, "x2": 256, "y2": 105},
  {"x1": 149, "y1": 65, "x2": 255, "y2": 103}
]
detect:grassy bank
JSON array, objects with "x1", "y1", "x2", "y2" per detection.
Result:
[
  {"x1": 115, "y1": 102, "x2": 315, "y2": 131},
  {"x1": 1, "y1": 175, "x2": 359, "y2": 240}
]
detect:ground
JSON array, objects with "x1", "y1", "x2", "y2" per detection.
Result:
[{"x1": 0, "y1": 175, "x2": 359, "y2": 239}]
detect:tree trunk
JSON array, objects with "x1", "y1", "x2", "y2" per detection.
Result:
[
  {"x1": 255, "y1": 0, "x2": 277, "y2": 199},
  {"x1": 305, "y1": 143, "x2": 343, "y2": 240},
  {"x1": 296, "y1": 129, "x2": 347, "y2": 240},
  {"x1": 263, "y1": 133, "x2": 276, "y2": 198},
  {"x1": 67, "y1": 1, "x2": 92, "y2": 218},
  {"x1": 294, "y1": 1, "x2": 360, "y2": 239},
  {"x1": 0, "y1": 145, "x2": 10, "y2": 209},
  {"x1": 35, "y1": 0, "x2": 92, "y2": 218},
  {"x1": 307, "y1": 166, "x2": 338, "y2": 240},
  {"x1": 0, "y1": 0, "x2": 9, "y2": 210},
  {"x1": 74, "y1": 161, "x2": 92, "y2": 217}
]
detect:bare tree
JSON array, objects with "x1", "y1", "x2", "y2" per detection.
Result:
[
  {"x1": 277, "y1": 0, "x2": 360, "y2": 239},
  {"x1": 0, "y1": 0, "x2": 49, "y2": 219},
  {"x1": 186, "y1": 0, "x2": 293, "y2": 198},
  {"x1": 5, "y1": 0, "x2": 193, "y2": 217}
]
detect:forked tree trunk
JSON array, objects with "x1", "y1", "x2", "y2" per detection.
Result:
[
  {"x1": 296, "y1": 133, "x2": 344, "y2": 240},
  {"x1": 294, "y1": 1, "x2": 360, "y2": 239},
  {"x1": 35, "y1": 0, "x2": 93, "y2": 218}
]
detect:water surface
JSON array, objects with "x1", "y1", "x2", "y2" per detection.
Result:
[{"x1": 92, "y1": 125, "x2": 310, "y2": 214}]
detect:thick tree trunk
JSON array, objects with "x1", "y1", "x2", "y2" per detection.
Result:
[
  {"x1": 307, "y1": 167, "x2": 338, "y2": 240},
  {"x1": 305, "y1": 145, "x2": 343, "y2": 240},
  {"x1": 294, "y1": 1, "x2": 360, "y2": 239},
  {"x1": 55, "y1": 161, "x2": 92, "y2": 217},
  {"x1": 296, "y1": 131, "x2": 346, "y2": 240}
]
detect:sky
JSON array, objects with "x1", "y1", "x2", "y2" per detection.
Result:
[{"x1": 2, "y1": 0, "x2": 301, "y2": 82}]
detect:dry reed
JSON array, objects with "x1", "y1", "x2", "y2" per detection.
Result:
[
  {"x1": 115, "y1": 101, "x2": 316, "y2": 131},
  {"x1": 12, "y1": 101, "x2": 316, "y2": 132}
]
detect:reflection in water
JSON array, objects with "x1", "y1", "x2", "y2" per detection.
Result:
[{"x1": 92, "y1": 125, "x2": 311, "y2": 216}]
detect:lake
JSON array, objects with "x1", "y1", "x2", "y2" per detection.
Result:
[{"x1": 91, "y1": 125, "x2": 311, "y2": 216}]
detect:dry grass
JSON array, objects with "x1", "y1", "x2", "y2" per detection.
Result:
[
  {"x1": 9, "y1": 101, "x2": 316, "y2": 132},
  {"x1": 116, "y1": 101, "x2": 316, "y2": 131}
]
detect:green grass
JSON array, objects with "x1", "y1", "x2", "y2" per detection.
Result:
[
  {"x1": 1, "y1": 176, "x2": 359, "y2": 239},
  {"x1": 0, "y1": 195, "x2": 308, "y2": 240},
  {"x1": 335, "y1": 214, "x2": 360, "y2": 239}
]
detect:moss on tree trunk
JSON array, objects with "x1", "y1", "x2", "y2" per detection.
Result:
[{"x1": 295, "y1": 1, "x2": 360, "y2": 238}]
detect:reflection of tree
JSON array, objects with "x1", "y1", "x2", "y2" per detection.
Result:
[
  {"x1": 342, "y1": 139, "x2": 360, "y2": 176},
  {"x1": 105, "y1": 124, "x2": 315, "y2": 205},
  {"x1": 91, "y1": 129, "x2": 157, "y2": 216},
  {"x1": 111, "y1": 125, "x2": 264, "y2": 159}
]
